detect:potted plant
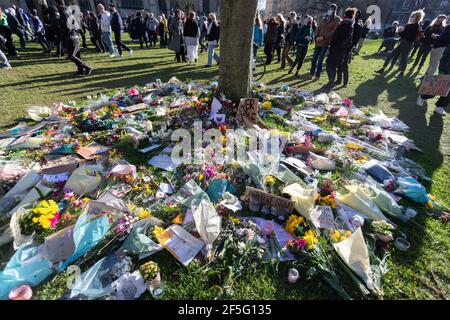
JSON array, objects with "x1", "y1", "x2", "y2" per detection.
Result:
[{"x1": 139, "y1": 261, "x2": 161, "y2": 291}]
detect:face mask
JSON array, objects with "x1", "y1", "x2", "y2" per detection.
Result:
[
  {"x1": 408, "y1": 17, "x2": 414, "y2": 24},
  {"x1": 327, "y1": 9, "x2": 334, "y2": 16}
]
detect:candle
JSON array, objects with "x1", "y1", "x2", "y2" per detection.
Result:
[{"x1": 288, "y1": 268, "x2": 299, "y2": 284}]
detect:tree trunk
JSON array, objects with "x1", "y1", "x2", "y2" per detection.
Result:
[{"x1": 219, "y1": 0, "x2": 258, "y2": 103}]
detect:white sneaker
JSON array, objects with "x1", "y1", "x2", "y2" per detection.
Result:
[
  {"x1": 434, "y1": 107, "x2": 446, "y2": 116},
  {"x1": 109, "y1": 53, "x2": 116, "y2": 58},
  {"x1": 128, "y1": 49, "x2": 133, "y2": 56},
  {"x1": 416, "y1": 96, "x2": 425, "y2": 107}
]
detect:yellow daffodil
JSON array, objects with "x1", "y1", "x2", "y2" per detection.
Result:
[
  {"x1": 264, "y1": 175, "x2": 276, "y2": 186},
  {"x1": 138, "y1": 209, "x2": 152, "y2": 219},
  {"x1": 285, "y1": 215, "x2": 305, "y2": 234},
  {"x1": 229, "y1": 216, "x2": 240, "y2": 224},
  {"x1": 262, "y1": 101, "x2": 272, "y2": 110},
  {"x1": 153, "y1": 226, "x2": 165, "y2": 238},
  {"x1": 172, "y1": 214, "x2": 184, "y2": 225},
  {"x1": 303, "y1": 229, "x2": 319, "y2": 249},
  {"x1": 199, "y1": 174, "x2": 204, "y2": 181}
]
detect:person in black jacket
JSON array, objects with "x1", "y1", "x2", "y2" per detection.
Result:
[
  {"x1": 0, "y1": 8, "x2": 19, "y2": 57},
  {"x1": 56, "y1": 0, "x2": 92, "y2": 77},
  {"x1": 410, "y1": 15, "x2": 446, "y2": 74},
  {"x1": 410, "y1": 20, "x2": 430, "y2": 60},
  {"x1": 132, "y1": 11, "x2": 146, "y2": 49},
  {"x1": 376, "y1": 10, "x2": 424, "y2": 77},
  {"x1": 88, "y1": 11, "x2": 105, "y2": 53},
  {"x1": 377, "y1": 21, "x2": 399, "y2": 54},
  {"x1": 205, "y1": 13, "x2": 220, "y2": 67},
  {"x1": 325, "y1": 8, "x2": 355, "y2": 90},
  {"x1": 281, "y1": 11, "x2": 299, "y2": 69},
  {"x1": 109, "y1": 3, "x2": 133, "y2": 56},
  {"x1": 264, "y1": 17, "x2": 279, "y2": 65}
]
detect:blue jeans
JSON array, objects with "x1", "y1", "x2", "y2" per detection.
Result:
[
  {"x1": 310, "y1": 46, "x2": 328, "y2": 78},
  {"x1": 207, "y1": 43, "x2": 220, "y2": 66},
  {"x1": 102, "y1": 31, "x2": 115, "y2": 55},
  {"x1": 0, "y1": 49, "x2": 10, "y2": 68}
]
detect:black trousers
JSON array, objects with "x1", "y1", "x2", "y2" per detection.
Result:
[
  {"x1": 12, "y1": 29, "x2": 26, "y2": 48},
  {"x1": 175, "y1": 43, "x2": 186, "y2": 62},
  {"x1": 138, "y1": 33, "x2": 147, "y2": 48},
  {"x1": 412, "y1": 44, "x2": 432, "y2": 69},
  {"x1": 290, "y1": 45, "x2": 308, "y2": 72},
  {"x1": 113, "y1": 30, "x2": 131, "y2": 55},
  {"x1": 382, "y1": 39, "x2": 413, "y2": 72},
  {"x1": 67, "y1": 37, "x2": 90, "y2": 73},
  {"x1": 0, "y1": 26, "x2": 17, "y2": 55},
  {"x1": 264, "y1": 41, "x2": 276, "y2": 64},
  {"x1": 91, "y1": 34, "x2": 105, "y2": 52},
  {"x1": 148, "y1": 30, "x2": 157, "y2": 46},
  {"x1": 326, "y1": 46, "x2": 347, "y2": 85},
  {"x1": 36, "y1": 33, "x2": 49, "y2": 51},
  {"x1": 337, "y1": 48, "x2": 352, "y2": 85},
  {"x1": 159, "y1": 32, "x2": 168, "y2": 47}
]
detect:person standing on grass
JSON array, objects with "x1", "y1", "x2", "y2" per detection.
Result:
[
  {"x1": 288, "y1": 15, "x2": 314, "y2": 77},
  {"x1": 410, "y1": 15, "x2": 446, "y2": 74},
  {"x1": 88, "y1": 12, "x2": 105, "y2": 53},
  {"x1": 377, "y1": 21, "x2": 399, "y2": 54},
  {"x1": 253, "y1": 12, "x2": 264, "y2": 69},
  {"x1": 198, "y1": 12, "x2": 208, "y2": 53},
  {"x1": 353, "y1": 17, "x2": 371, "y2": 55},
  {"x1": 98, "y1": 4, "x2": 116, "y2": 57},
  {"x1": 274, "y1": 14, "x2": 286, "y2": 63},
  {"x1": 425, "y1": 14, "x2": 449, "y2": 76},
  {"x1": 5, "y1": 8, "x2": 26, "y2": 49},
  {"x1": 325, "y1": 7, "x2": 355, "y2": 90},
  {"x1": 146, "y1": 12, "x2": 158, "y2": 48},
  {"x1": 375, "y1": 10, "x2": 424, "y2": 78},
  {"x1": 31, "y1": 10, "x2": 49, "y2": 53},
  {"x1": 417, "y1": 42, "x2": 450, "y2": 116},
  {"x1": 205, "y1": 12, "x2": 220, "y2": 67},
  {"x1": 310, "y1": 3, "x2": 341, "y2": 81},
  {"x1": 0, "y1": 8, "x2": 19, "y2": 57},
  {"x1": 158, "y1": 14, "x2": 168, "y2": 48},
  {"x1": 109, "y1": 3, "x2": 133, "y2": 57},
  {"x1": 280, "y1": 11, "x2": 298, "y2": 69},
  {"x1": 133, "y1": 12, "x2": 147, "y2": 49},
  {"x1": 264, "y1": 17, "x2": 278, "y2": 65},
  {"x1": 168, "y1": 9, "x2": 186, "y2": 63},
  {"x1": 56, "y1": 0, "x2": 92, "y2": 77},
  {"x1": 184, "y1": 11, "x2": 200, "y2": 64}
]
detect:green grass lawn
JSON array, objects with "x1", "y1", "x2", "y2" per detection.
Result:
[{"x1": 0, "y1": 36, "x2": 449, "y2": 300}]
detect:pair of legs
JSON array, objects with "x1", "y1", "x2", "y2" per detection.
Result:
[
  {"x1": 66, "y1": 36, "x2": 92, "y2": 76},
  {"x1": 326, "y1": 47, "x2": 346, "y2": 87},
  {"x1": 91, "y1": 34, "x2": 105, "y2": 53},
  {"x1": 337, "y1": 48, "x2": 352, "y2": 86},
  {"x1": 310, "y1": 46, "x2": 328, "y2": 79},
  {"x1": 113, "y1": 30, "x2": 131, "y2": 56},
  {"x1": 186, "y1": 44, "x2": 199, "y2": 62},
  {"x1": 36, "y1": 32, "x2": 49, "y2": 52},
  {"x1": 419, "y1": 93, "x2": 449, "y2": 115},
  {"x1": 147, "y1": 30, "x2": 157, "y2": 47},
  {"x1": 354, "y1": 37, "x2": 365, "y2": 54},
  {"x1": 102, "y1": 31, "x2": 116, "y2": 55},
  {"x1": 138, "y1": 33, "x2": 148, "y2": 48},
  {"x1": 425, "y1": 47, "x2": 446, "y2": 76},
  {"x1": 377, "y1": 39, "x2": 413, "y2": 76},
  {"x1": 206, "y1": 42, "x2": 220, "y2": 66},
  {"x1": 0, "y1": 49, "x2": 11, "y2": 68},
  {"x1": 159, "y1": 32, "x2": 168, "y2": 47},
  {"x1": 410, "y1": 44, "x2": 431, "y2": 72},
  {"x1": 0, "y1": 26, "x2": 18, "y2": 56},
  {"x1": 289, "y1": 45, "x2": 308, "y2": 75},
  {"x1": 281, "y1": 42, "x2": 294, "y2": 69},
  {"x1": 264, "y1": 41, "x2": 276, "y2": 65}
]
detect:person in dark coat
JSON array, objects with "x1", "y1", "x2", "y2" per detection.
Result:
[
  {"x1": 376, "y1": 10, "x2": 424, "y2": 77},
  {"x1": 289, "y1": 15, "x2": 314, "y2": 76},
  {"x1": 410, "y1": 20, "x2": 430, "y2": 60},
  {"x1": 109, "y1": 3, "x2": 133, "y2": 56},
  {"x1": 168, "y1": 9, "x2": 186, "y2": 62},
  {"x1": 325, "y1": 8, "x2": 355, "y2": 90},
  {"x1": 31, "y1": 9, "x2": 49, "y2": 52},
  {"x1": 410, "y1": 15, "x2": 446, "y2": 73},
  {"x1": 0, "y1": 8, "x2": 19, "y2": 57},
  {"x1": 132, "y1": 11, "x2": 147, "y2": 49},
  {"x1": 5, "y1": 8, "x2": 26, "y2": 49},
  {"x1": 281, "y1": 11, "x2": 299, "y2": 69},
  {"x1": 48, "y1": 5, "x2": 64, "y2": 57},
  {"x1": 377, "y1": 21, "x2": 399, "y2": 54},
  {"x1": 88, "y1": 11, "x2": 105, "y2": 53},
  {"x1": 264, "y1": 17, "x2": 278, "y2": 65}
]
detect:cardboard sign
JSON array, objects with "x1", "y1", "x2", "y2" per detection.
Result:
[
  {"x1": 156, "y1": 225, "x2": 205, "y2": 266},
  {"x1": 43, "y1": 225, "x2": 76, "y2": 263},
  {"x1": 123, "y1": 103, "x2": 147, "y2": 113},
  {"x1": 245, "y1": 186, "x2": 295, "y2": 211},
  {"x1": 236, "y1": 98, "x2": 259, "y2": 126},
  {"x1": 418, "y1": 75, "x2": 450, "y2": 97},
  {"x1": 310, "y1": 206, "x2": 335, "y2": 229},
  {"x1": 77, "y1": 142, "x2": 109, "y2": 160},
  {"x1": 42, "y1": 154, "x2": 85, "y2": 175}
]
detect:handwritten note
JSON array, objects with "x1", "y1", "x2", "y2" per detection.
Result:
[
  {"x1": 310, "y1": 206, "x2": 335, "y2": 229},
  {"x1": 245, "y1": 186, "x2": 295, "y2": 211},
  {"x1": 418, "y1": 75, "x2": 450, "y2": 97}
]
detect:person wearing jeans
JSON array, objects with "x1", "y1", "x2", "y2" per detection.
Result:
[
  {"x1": 310, "y1": 3, "x2": 341, "y2": 80},
  {"x1": 281, "y1": 11, "x2": 298, "y2": 69},
  {"x1": 98, "y1": 4, "x2": 116, "y2": 56},
  {"x1": 205, "y1": 13, "x2": 220, "y2": 67}
]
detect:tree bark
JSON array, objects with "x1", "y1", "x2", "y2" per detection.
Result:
[{"x1": 219, "y1": 0, "x2": 258, "y2": 103}]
